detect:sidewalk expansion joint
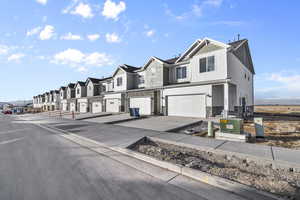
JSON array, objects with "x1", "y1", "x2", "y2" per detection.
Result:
[
  {"x1": 270, "y1": 146, "x2": 275, "y2": 161},
  {"x1": 214, "y1": 140, "x2": 227, "y2": 150},
  {"x1": 166, "y1": 174, "x2": 180, "y2": 183}
]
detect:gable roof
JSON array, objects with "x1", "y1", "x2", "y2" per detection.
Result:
[
  {"x1": 112, "y1": 64, "x2": 140, "y2": 77},
  {"x1": 75, "y1": 81, "x2": 86, "y2": 88},
  {"x1": 164, "y1": 57, "x2": 179, "y2": 64},
  {"x1": 175, "y1": 38, "x2": 230, "y2": 63},
  {"x1": 68, "y1": 83, "x2": 75, "y2": 89},
  {"x1": 228, "y1": 39, "x2": 255, "y2": 74},
  {"x1": 60, "y1": 86, "x2": 66, "y2": 90},
  {"x1": 86, "y1": 77, "x2": 102, "y2": 84},
  {"x1": 120, "y1": 64, "x2": 140, "y2": 73}
]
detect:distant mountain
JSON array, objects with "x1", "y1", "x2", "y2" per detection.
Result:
[
  {"x1": 9, "y1": 100, "x2": 32, "y2": 106},
  {"x1": 0, "y1": 100, "x2": 32, "y2": 109},
  {"x1": 255, "y1": 98, "x2": 300, "y2": 105}
]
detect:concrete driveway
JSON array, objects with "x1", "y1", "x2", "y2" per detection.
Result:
[
  {"x1": 83, "y1": 113, "x2": 138, "y2": 124},
  {"x1": 115, "y1": 116, "x2": 202, "y2": 132}
]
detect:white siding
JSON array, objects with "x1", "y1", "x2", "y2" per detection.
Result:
[
  {"x1": 113, "y1": 69, "x2": 127, "y2": 92},
  {"x1": 87, "y1": 81, "x2": 94, "y2": 97},
  {"x1": 227, "y1": 52, "x2": 254, "y2": 106}
]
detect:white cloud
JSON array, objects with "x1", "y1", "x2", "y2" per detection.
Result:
[
  {"x1": 145, "y1": 30, "x2": 155, "y2": 37},
  {"x1": 42, "y1": 16, "x2": 48, "y2": 22},
  {"x1": 203, "y1": 0, "x2": 223, "y2": 7},
  {"x1": 52, "y1": 49, "x2": 114, "y2": 72},
  {"x1": 0, "y1": 45, "x2": 10, "y2": 55},
  {"x1": 26, "y1": 26, "x2": 42, "y2": 36},
  {"x1": 77, "y1": 66, "x2": 88, "y2": 73},
  {"x1": 211, "y1": 20, "x2": 244, "y2": 26},
  {"x1": 256, "y1": 71, "x2": 300, "y2": 98},
  {"x1": 36, "y1": 0, "x2": 47, "y2": 5},
  {"x1": 39, "y1": 25, "x2": 55, "y2": 40},
  {"x1": 7, "y1": 53, "x2": 25, "y2": 62},
  {"x1": 102, "y1": 0, "x2": 126, "y2": 21},
  {"x1": 87, "y1": 34, "x2": 100, "y2": 41},
  {"x1": 60, "y1": 32, "x2": 82, "y2": 40},
  {"x1": 71, "y1": 3, "x2": 94, "y2": 18},
  {"x1": 164, "y1": 0, "x2": 223, "y2": 21},
  {"x1": 105, "y1": 33, "x2": 121, "y2": 43},
  {"x1": 85, "y1": 52, "x2": 113, "y2": 66}
]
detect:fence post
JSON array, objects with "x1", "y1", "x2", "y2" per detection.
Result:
[{"x1": 72, "y1": 111, "x2": 75, "y2": 120}]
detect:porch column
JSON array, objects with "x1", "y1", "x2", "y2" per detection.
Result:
[{"x1": 224, "y1": 82, "x2": 229, "y2": 117}]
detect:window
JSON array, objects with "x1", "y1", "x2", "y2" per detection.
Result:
[
  {"x1": 138, "y1": 75, "x2": 145, "y2": 84},
  {"x1": 77, "y1": 88, "x2": 80, "y2": 94},
  {"x1": 199, "y1": 56, "x2": 215, "y2": 73},
  {"x1": 176, "y1": 66, "x2": 187, "y2": 79},
  {"x1": 89, "y1": 86, "x2": 92, "y2": 90},
  {"x1": 117, "y1": 77, "x2": 122, "y2": 86}
]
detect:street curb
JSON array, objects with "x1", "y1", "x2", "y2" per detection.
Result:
[
  {"x1": 37, "y1": 124, "x2": 283, "y2": 200},
  {"x1": 105, "y1": 116, "x2": 147, "y2": 124},
  {"x1": 76, "y1": 113, "x2": 112, "y2": 120},
  {"x1": 165, "y1": 120, "x2": 203, "y2": 133},
  {"x1": 149, "y1": 136, "x2": 300, "y2": 173}
]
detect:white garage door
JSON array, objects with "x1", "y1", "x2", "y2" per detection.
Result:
[
  {"x1": 79, "y1": 103, "x2": 88, "y2": 113},
  {"x1": 62, "y1": 103, "x2": 67, "y2": 111},
  {"x1": 106, "y1": 99, "x2": 120, "y2": 113},
  {"x1": 92, "y1": 102, "x2": 102, "y2": 113},
  {"x1": 130, "y1": 97, "x2": 151, "y2": 115},
  {"x1": 167, "y1": 94, "x2": 206, "y2": 118},
  {"x1": 70, "y1": 103, "x2": 76, "y2": 112}
]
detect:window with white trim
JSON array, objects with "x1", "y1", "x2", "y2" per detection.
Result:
[
  {"x1": 199, "y1": 56, "x2": 215, "y2": 73},
  {"x1": 117, "y1": 77, "x2": 122, "y2": 86},
  {"x1": 138, "y1": 75, "x2": 145, "y2": 84},
  {"x1": 176, "y1": 66, "x2": 187, "y2": 79}
]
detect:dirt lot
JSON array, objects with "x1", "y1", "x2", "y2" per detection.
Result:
[
  {"x1": 131, "y1": 138, "x2": 300, "y2": 199},
  {"x1": 255, "y1": 105, "x2": 300, "y2": 115},
  {"x1": 244, "y1": 105, "x2": 300, "y2": 149}
]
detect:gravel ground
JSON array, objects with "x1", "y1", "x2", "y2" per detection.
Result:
[{"x1": 131, "y1": 138, "x2": 300, "y2": 200}]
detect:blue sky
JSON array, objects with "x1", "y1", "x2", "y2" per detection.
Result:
[{"x1": 0, "y1": 0, "x2": 300, "y2": 101}]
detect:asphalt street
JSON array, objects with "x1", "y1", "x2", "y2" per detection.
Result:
[{"x1": 0, "y1": 114, "x2": 259, "y2": 200}]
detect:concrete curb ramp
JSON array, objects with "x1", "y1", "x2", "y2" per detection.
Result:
[{"x1": 37, "y1": 124, "x2": 282, "y2": 200}]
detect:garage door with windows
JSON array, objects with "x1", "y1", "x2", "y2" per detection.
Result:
[
  {"x1": 79, "y1": 103, "x2": 88, "y2": 113},
  {"x1": 167, "y1": 94, "x2": 206, "y2": 118},
  {"x1": 92, "y1": 102, "x2": 102, "y2": 113},
  {"x1": 62, "y1": 103, "x2": 68, "y2": 111},
  {"x1": 106, "y1": 99, "x2": 120, "y2": 113},
  {"x1": 70, "y1": 103, "x2": 76, "y2": 112},
  {"x1": 129, "y1": 97, "x2": 151, "y2": 115}
]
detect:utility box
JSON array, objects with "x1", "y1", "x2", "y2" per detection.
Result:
[
  {"x1": 254, "y1": 117, "x2": 264, "y2": 138},
  {"x1": 220, "y1": 118, "x2": 244, "y2": 134}
]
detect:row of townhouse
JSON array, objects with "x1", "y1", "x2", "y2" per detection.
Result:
[{"x1": 33, "y1": 37, "x2": 255, "y2": 118}]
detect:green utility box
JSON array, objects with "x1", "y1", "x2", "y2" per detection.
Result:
[{"x1": 220, "y1": 118, "x2": 244, "y2": 134}]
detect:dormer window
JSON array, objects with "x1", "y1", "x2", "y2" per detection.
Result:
[
  {"x1": 176, "y1": 66, "x2": 187, "y2": 79},
  {"x1": 200, "y1": 56, "x2": 215, "y2": 73}
]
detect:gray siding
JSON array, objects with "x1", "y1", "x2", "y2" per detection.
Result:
[{"x1": 145, "y1": 61, "x2": 164, "y2": 88}]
